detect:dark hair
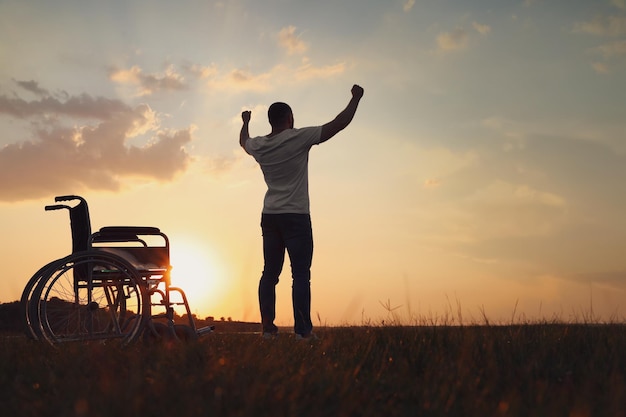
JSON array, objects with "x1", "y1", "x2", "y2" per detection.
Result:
[{"x1": 268, "y1": 102, "x2": 292, "y2": 127}]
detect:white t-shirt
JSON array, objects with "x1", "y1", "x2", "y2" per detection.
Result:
[{"x1": 245, "y1": 126, "x2": 322, "y2": 214}]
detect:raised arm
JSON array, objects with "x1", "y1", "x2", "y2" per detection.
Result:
[
  {"x1": 319, "y1": 84, "x2": 364, "y2": 143},
  {"x1": 239, "y1": 110, "x2": 251, "y2": 151}
]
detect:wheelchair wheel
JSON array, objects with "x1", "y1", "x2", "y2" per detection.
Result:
[
  {"x1": 32, "y1": 251, "x2": 145, "y2": 346},
  {"x1": 20, "y1": 260, "x2": 59, "y2": 340}
]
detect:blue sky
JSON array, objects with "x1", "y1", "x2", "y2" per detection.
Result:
[{"x1": 1, "y1": 0, "x2": 625, "y2": 324}]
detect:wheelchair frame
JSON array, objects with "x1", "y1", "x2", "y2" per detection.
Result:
[{"x1": 21, "y1": 195, "x2": 213, "y2": 346}]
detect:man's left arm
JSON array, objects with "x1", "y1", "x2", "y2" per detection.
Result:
[{"x1": 239, "y1": 110, "x2": 251, "y2": 152}]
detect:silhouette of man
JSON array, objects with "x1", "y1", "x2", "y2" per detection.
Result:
[{"x1": 240, "y1": 84, "x2": 364, "y2": 339}]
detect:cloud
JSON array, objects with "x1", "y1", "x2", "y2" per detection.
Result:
[
  {"x1": 574, "y1": 15, "x2": 626, "y2": 37},
  {"x1": 472, "y1": 22, "x2": 491, "y2": 35},
  {"x1": 468, "y1": 181, "x2": 566, "y2": 210},
  {"x1": 462, "y1": 180, "x2": 569, "y2": 239},
  {"x1": 0, "y1": 83, "x2": 193, "y2": 202},
  {"x1": 184, "y1": 63, "x2": 219, "y2": 79},
  {"x1": 423, "y1": 178, "x2": 441, "y2": 189},
  {"x1": 13, "y1": 79, "x2": 49, "y2": 97},
  {"x1": 207, "y1": 68, "x2": 273, "y2": 92},
  {"x1": 191, "y1": 58, "x2": 345, "y2": 92},
  {"x1": 0, "y1": 91, "x2": 130, "y2": 120},
  {"x1": 612, "y1": 0, "x2": 625, "y2": 10},
  {"x1": 481, "y1": 117, "x2": 526, "y2": 151},
  {"x1": 437, "y1": 28, "x2": 469, "y2": 51},
  {"x1": 278, "y1": 26, "x2": 308, "y2": 55},
  {"x1": 594, "y1": 39, "x2": 626, "y2": 58},
  {"x1": 436, "y1": 23, "x2": 491, "y2": 53},
  {"x1": 109, "y1": 65, "x2": 187, "y2": 96},
  {"x1": 403, "y1": 0, "x2": 415, "y2": 12},
  {"x1": 570, "y1": 270, "x2": 626, "y2": 290},
  {"x1": 178, "y1": 25, "x2": 345, "y2": 92},
  {"x1": 574, "y1": 14, "x2": 626, "y2": 74},
  {"x1": 203, "y1": 153, "x2": 241, "y2": 176},
  {"x1": 294, "y1": 58, "x2": 346, "y2": 81},
  {"x1": 592, "y1": 61, "x2": 611, "y2": 74}
]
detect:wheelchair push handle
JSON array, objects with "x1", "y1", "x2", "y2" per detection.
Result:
[
  {"x1": 46, "y1": 195, "x2": 87, "y2": 212},
  {"x1": 45, "y1": 204, "x2": 71, "y2": 211},
  {"x1": 55, "y1": 195, "x2": 84, "y2": 203}
]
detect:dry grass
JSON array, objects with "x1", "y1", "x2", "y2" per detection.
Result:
[{"x1": 1, "y1": 323, "x2": 625, "y2": 417}]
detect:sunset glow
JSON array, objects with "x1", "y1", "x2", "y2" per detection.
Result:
[{"x1": 169, "y1": 237, "x2": 228, "y2": 318}]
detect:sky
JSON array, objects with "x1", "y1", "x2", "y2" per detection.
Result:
[{"x1": 1, "y1": 0, "x2": 625, "y2": 326}]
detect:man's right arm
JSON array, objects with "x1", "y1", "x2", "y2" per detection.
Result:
[
  {"x1": 239, "y1": 110, "x2": 252, "y2": 153},
  {"x1": 319, "y1": 84, "x2": 364, "y2": 143}
]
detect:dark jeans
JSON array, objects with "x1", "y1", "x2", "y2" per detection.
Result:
[{"x1": 259, "y1": 213, "x2": 313, "y2": 336}]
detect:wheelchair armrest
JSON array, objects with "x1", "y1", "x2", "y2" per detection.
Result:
[
  {"x1": 45, "y1": 204, "x2": 71, "y2": 211},
  {"x1": 92, "y1": 233, "x2": 141, "y2": 243},
  {"x1": 98, "y1": 226, "x2": 161, "y2": 235},
  {"x1": 92, "y1": 226, "x2": 168, "y2": 250}
]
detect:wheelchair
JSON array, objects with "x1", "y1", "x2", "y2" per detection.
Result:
[{"x1": 21, "y1": 195, "x2": 214, "y2": 346}]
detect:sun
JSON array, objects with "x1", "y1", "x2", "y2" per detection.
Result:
[{"x1": 168, "y1": 237, "x2": 226, "y2": 318}]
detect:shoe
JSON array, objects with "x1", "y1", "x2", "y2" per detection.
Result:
[
  {"x1": 295, "y1": 332, "x2": 319, "y2": 341},
  {"x1": 262, "y1": 332, "x2": 278, "y2": 340}
]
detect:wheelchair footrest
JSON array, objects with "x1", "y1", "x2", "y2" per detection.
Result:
[{"x1": 197, "y1": 326, "x2": 215, "y2": 336}]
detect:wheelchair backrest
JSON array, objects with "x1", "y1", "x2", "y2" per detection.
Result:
[
  {"x1": 69, "y1": 199, "x2": 91, "y2": 253},
  {"x1": 45, "y1": 196, "x2": 92, "y2": 254}
]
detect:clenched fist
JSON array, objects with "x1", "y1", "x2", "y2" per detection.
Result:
[{"x1": 351, "y1": 84, "x2": 364, "y2": 99}]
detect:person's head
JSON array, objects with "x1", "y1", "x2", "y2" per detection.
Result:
[{"x1": 268, "y1": 102, "x2": 294, "y2": 129}]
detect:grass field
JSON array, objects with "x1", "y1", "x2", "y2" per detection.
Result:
[{"x1": 2, "y1": 323, "x2": 625, "y2": 417}]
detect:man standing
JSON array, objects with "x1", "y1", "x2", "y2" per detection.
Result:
[{"x1": 240, "y1": 84, "x2": 364, "y2": 339}]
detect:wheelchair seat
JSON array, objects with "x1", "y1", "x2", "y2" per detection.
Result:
[{"x1": 94, "y1": 227, "x2": 170, "y2": 274}]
